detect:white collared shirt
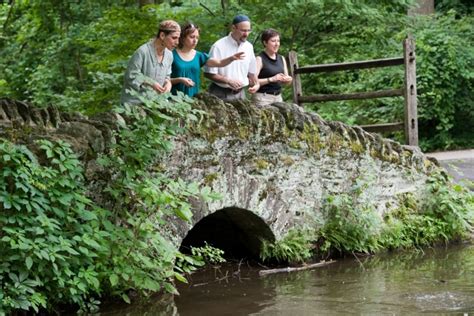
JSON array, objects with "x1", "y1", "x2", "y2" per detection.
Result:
[{"x1": 204, "y1": 33, "x2": 256, "y2": 88}]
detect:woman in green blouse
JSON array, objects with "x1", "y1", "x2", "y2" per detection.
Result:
[{"x1": 171, "y1": 22, "x2": 244, "y2": 97}]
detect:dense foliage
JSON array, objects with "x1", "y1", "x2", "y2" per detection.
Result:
[
  {"x1": 0, "y1": 90, "x2": 213, "y2": 313},
  {"x1": 0, "y1": 139, "x2": 107, "y2": 312},
  {"x1": 260, "y1": 171, "x2": 474, "y2": 264},
  {"x1": 0, "y1": 0, "x2": 472, "y2": 149},
  {"x1": 409, "y1": 12, "x2": 473, "y2": 150}
]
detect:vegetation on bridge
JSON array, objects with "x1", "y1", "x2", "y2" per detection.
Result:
[
  {"x1": 0, "y1": 93, "x2": 213, "y2": 313},
  {"x1": 261, "y1": 171, "x2": 474, "y2": 264}
]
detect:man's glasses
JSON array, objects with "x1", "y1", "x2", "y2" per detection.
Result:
[{"x1": 237, "y1": 28, "x2": 251, "y2": 33}]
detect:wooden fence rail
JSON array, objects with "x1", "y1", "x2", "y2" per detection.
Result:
[{"x1": 288, "y1": 37, "x2": 418, "y2": 146}]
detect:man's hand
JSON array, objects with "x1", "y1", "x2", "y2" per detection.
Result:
[
  {"x1": 227, "y1": 79, "x2": 243, "y2": 91},
  {"x1": 232, "y1": 51, "x2": 246, "y2": 61}
]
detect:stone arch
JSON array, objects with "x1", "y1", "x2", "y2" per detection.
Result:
[{"x1": 179, "y1": 207, "x2": 275, "y2": 260}]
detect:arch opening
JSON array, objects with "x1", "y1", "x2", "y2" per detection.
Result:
[{"x1": 180, "y1": 207, "x2": 275, "y2": 260}]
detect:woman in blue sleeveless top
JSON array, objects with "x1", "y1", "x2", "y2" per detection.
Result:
[
  {"x1": 252, "y1": 29, "x2": 292, "y2": 107},
  {"x1": 171, "y1": 22, "x2": 244, "y2": 97}
]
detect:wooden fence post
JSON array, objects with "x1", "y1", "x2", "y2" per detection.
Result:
[
  {"x1": 288, "y1": 51, "x2": 302, "y2": 106},
  {"x1": 403, "y1": 36, "x2": 418, "y2": 146}
]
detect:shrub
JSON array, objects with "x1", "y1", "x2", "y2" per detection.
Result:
[{"x1": 0, "y1": 139, "x2": 109, "y2": 313}]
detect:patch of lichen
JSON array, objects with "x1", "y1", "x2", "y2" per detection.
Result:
[{"x1": 280, "y1": 155, "x2": 295, "y2": 166}]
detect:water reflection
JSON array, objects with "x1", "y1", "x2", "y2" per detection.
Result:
[
  {"x1": 255, "y1": 244, "x2": 474, "y2": 315},
  {"x1": 100, "y1": 244, "x2": 474, "y2": 315},
  {"x1": 175, "y1": 262, "x2": 276, "y2": 315},
  {"x1": 98, "y1": 293, "x2": 177, "y2": 316}
]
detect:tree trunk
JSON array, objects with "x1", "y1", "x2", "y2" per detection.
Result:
[{"x1": 408, "y1": 0, "x2": 435, "y2": 15}]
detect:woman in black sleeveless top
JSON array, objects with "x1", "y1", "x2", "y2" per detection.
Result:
[{"x1": 252, "y1": 29, "x2": 292, "y2": 107}]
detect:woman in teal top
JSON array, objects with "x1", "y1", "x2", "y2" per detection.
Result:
[{"x1": 171, "y1": 22, "x2": 244, "y2": 97}]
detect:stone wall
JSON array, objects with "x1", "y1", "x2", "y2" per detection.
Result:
[
  {"x1": 0, "y1": 96, "x2": 440, "y2": 243},
  {"x1": 163, "y1": 94, "x2": 439, "y2": 241}
]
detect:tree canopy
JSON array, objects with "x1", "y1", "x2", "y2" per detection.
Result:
[{"x1": 1, "y1": 0, "x2": 472, "y2": 150}]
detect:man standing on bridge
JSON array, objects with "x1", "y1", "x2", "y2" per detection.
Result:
[{"x1": 204, "y1": 14, "x2": 259, "y2": 101}]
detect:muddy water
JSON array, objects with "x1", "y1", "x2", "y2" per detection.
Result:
[{"x1": 100, "y1": 244, "x2": 474, "y2": 315}]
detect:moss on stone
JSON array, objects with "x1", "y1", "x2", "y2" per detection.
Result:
[
  {"x1": 299, "y1": 123, "x2": 323, "y2": 153},
  {"x1": 255, "y1": 158, "x2": 270, "y2": 170},
  {"x1": 204, "y1": 172, "x2": 219, "y2": 185},
  {"x1": 423, "y1": 159, "x2": 433, "y2": 170},
  {"x1": 350, "y1": 141, "x2": 364, "y2": 155},
  {"x1": 238, "y1": 125, "x2": 251, "y2": 140},
  {"x1": 4, "y1": 124, "x2": 34, "y2": 143},
  {"x1": 390, "y1": 153, "x2": 401, "y2": 164},
  {"x1": 370, "y1": 148, "x2": 382, "y2": 160},
  {"x1": 288, "y1": 139, "x2": 301, "y2": 149},
  {"x1": 326, "y1": 133, "x2": 345, "y2": 157}
]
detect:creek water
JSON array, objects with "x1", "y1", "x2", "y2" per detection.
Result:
[{"x1": 100, "y1": 243, "x2": 474, "y2": 315}]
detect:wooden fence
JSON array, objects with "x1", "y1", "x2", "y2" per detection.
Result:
[{"x1": 288, "y1": 37, "x2": 418, "y2": 146}]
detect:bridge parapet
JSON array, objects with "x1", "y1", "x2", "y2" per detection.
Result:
[
  {"x1": 164, "y1": 94, "x2": 438, "y2": 242},
  {"x1": 0, "y1": 96, "x2": 440, "y2": 244}
]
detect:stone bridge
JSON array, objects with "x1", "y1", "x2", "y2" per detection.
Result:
[{"x1": 0, "y1": 96, "x2": 439, "y2": 258}]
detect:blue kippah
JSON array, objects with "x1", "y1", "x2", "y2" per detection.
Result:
[{"x1": 232, "y1": 14, "x2": 250, "y2": 25}]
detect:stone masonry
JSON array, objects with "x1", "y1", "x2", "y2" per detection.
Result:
[{"x1": 0, "y1": 96, "x2": 440, "y2": 246}]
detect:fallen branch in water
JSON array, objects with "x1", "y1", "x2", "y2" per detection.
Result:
[{"x1": 258, "y1": 260, "x2": 336, "y2": 276}]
